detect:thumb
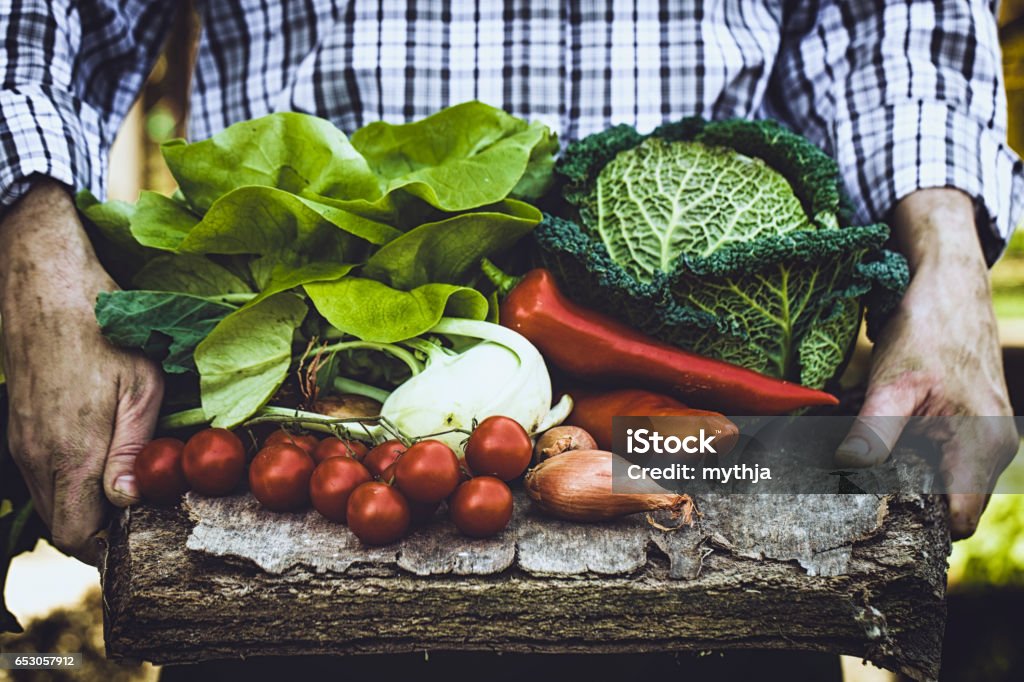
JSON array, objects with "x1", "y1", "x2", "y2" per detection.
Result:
[
  {"x1": 835, "y1": 383, "x2": 916, "y2": 468},
  {"x1": 103, "y1": 368, "x2": 164, "y2": 507}
]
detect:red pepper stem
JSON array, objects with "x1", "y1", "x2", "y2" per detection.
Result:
[{"x1": 480, "y1": 258, "x2": 523, "y2": 297}]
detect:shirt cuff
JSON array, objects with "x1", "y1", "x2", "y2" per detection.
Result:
[
  {"x1": 836, "y1": 100, "x2": 1024, "y2": 266},
  {"x1": 0, "y1": 84, "x2": 107, "y2": 209}
]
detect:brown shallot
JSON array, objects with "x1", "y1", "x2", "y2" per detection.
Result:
[
  {"x1": 533, "y1": 426, "x2": 599, "y2": 462},
  {"x1": 524, "y1": 449, "x2": 694, "y2": 525}
]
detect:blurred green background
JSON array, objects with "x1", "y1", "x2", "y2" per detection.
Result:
[{"x1": 937, "y1": 5, "x2": 1024, "y2": 679}]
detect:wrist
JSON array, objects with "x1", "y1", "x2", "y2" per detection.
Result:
[
  {"x1": 890, "y1": 188, "x2": 988, "y2": 276},
  {"x1": 0, "y1": 180, "x2": 111, "y2": 319}
]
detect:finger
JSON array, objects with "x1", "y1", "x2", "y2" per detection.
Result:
[
  {"x1": 51, "y1": 440, "x2": 109, "y2": 565},
  {"x1": 8, "y1": 443, "x2": 55, "y2": 528},
  {"x1": 941, "y1": 417, "x2": 1018, "y2": 539},
  {"x1": 947, "y1": 493, "x2": 989, "y2": 540},
  {"x1": 103, "y1": 366, "x2": 164, "y2": 507},
  {"x1": 835, "y1": 384, "x2": 916, "y2": 467}
]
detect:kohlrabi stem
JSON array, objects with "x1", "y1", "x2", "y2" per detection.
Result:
[
  {"x1": 430, "y1": 317, "x2": 538, "y2": 365},
  {"x1": 479, "y1": 258, "x2": 522, "y2": 297},
  {"x1": 318, "y1": 340, "x2": 424, "y2": 376},
  {"x1": 209, "y1": 293, "x2": 258, "y2": 305},
  {"x1": 333, "y1": 377, "x2": 391, "y2": 403},
  {"x1": 400, "y1": 337, "x2": 450, "y2": 365}
]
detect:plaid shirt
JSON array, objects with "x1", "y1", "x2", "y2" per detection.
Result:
[{"x1": 1, "y1": 0, "x2": 1021, "y2": 260}]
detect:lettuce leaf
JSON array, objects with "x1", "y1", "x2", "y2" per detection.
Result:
[
  {"x1": 362, "y1": 200, "x2": 540, "y2": 289},
  {"x1": 305, "y1": 278, "x2": 488, "y2": 343},
  {"x1": 351, "y1": 101, "x2": 557, "y2": 210},
  {"x1": 162, "y1": 112, "x2": 382, "y2": 214},
  {"x1": 195, "y1": 293, "x2": 309, "y2": 427},
  {"x1": 132, "y1": 254, "x2": 253, "y2": 295}
]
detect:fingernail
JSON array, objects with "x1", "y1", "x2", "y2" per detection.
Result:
[
  {"x1": 114, "y1": 475, "x2": 138, "y2": 498},
  {"x1": 836, "y1": 436, "x2": 870, "y2": 465}
]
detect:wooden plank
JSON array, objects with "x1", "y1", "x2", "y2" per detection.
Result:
[{"x1": 101, "y1": 490, "x2": 948, "y2": 680}]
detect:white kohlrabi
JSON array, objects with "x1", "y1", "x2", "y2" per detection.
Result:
[{"x1": 381, "y1": 318, "x2": 558, "y2": 453}]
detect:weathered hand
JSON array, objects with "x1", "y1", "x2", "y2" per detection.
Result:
[
  {"x1": 0, "y1": 180, "x2": 163, "y2": 564},
  {"x1": 836, "y1": 189, "x2": 1018, "y2": 539}
]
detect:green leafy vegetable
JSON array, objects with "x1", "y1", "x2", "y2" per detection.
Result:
[
  {"x1": 78, "y1": 102, "x2": 554, "y2": 427},
  {"x1": 195, "y1": 293, "x2": 308, "y2": 427},
  {"x1": 351, "y1": 101, "x2": 557, "y2": 210},
  {"x1": 535, "y1": 118, "x2": 909, "y2": 387},
  {"x1": 362, "y1": 200, "x2": 540, "y2": 289},
  {"x1": 76, "y1": 190, "x2": 144, "y2": 258},
  {"x1": 305, "y1": 278, "x2": 489, "y2": 343},
  {"x1": 249, "y1": 261, "x2": 355, "y2": 307},
  {"x1": 132, "y1": 254, "x2": 253, "y2": 295},
  {"x1": 162, "y1": 111, "x2": 382, "y2": 214},
  {"x1": 129, "y1": 190, "x2": 200, "y2": 251},
  {"x1": 76, "y1": 190, "x2": 153, "y2": 282},
  {"x1": 95, "y1": 291, "x2": 236, "y2": 374},
  {"x1": 586, "y1": 137, "x2": 813, "y2": 279},
  {"x1": 178, "y1": 187, "x2": 397, "y2": 257}
]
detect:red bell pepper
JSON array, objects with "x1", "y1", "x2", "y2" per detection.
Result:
[{"x1": 490, "y1": 266, "x2": 839, "y2": 415}]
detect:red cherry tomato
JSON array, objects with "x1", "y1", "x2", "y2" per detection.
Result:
[
  {"x1": 309, "y1": 456, "x2": 373, "y2": 522},
  {"x1": 249, "y1": 444, "x2": 316, "y2": 512},
  {"x1": 182, "y1": 428, "x2": 246, "y2": 496},
  {"x1": 464, "y1": 416, "x2": 532, "y2": 481},
  {"x1": 394, "y1": 440, "x2": 461, "y2": 503},
  {"x1": 264, "y1": 430, "x2": 319, "y2": 455},
  {"x1": 448, "y1": 476, "x2": 514, "y2": 538},
  {"x1": 408, "y1": 499, "x2": 441, "y2": 526},
  {"x1": 313, "y1": 437, "x2": 370, "y2": 463},
  {"x1": 364, "y1": 439, "x2": 407, "y2": 478},
  {"x1": 346, "y1": 482, "x2": 410, "y2": 545},
  {"x1": 134, "y1": 437, "x2": 188, "y2": 505}
]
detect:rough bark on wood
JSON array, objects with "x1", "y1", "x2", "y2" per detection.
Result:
[{"x1": 102, "y1": 490, "x2": 948, "y2": 680}]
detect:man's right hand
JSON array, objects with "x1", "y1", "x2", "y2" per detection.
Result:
[{"x1": 0, "y1": 179, "x2": 163, "y2": 565}]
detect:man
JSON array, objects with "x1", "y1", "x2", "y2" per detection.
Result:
[{"x1": 0, "y1": 0, "x2": 1021, "y2": 565}]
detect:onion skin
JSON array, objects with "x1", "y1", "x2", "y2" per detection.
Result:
[
  {"x1": 524, "y1": 449, "x2": 689, "y2": 522},
  {"x1": 533, "y1": 426, "x2": 598, "y2": 462}
]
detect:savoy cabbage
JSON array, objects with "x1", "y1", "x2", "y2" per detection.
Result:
[{"x1": 534, "y1": 118, "x2": 908, "y2": 389}]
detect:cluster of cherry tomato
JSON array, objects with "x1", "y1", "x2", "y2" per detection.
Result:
[{"x1": 133, "y1": 415, "x2": 534, "y2": 545}]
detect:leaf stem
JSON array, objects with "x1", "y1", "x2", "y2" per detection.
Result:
[
  {"x1": 208, "y1": 293, "x2": 258, "y2": 305},
  {"x1": 480, "y1": 258, "x2": 522, "y2": 297},
  {"x1": 318, "y1": 340, "x2": 424, "y2": 376},
  {"x1": 333, "y1": 377, "x2": 391, "y2": 403},
  {"x1": 158, "y1": 407, "x2": 209, "y2": 431},
  {"x1": 430, "y1": 317, "x2": 537, "y2": 366},
  {"x1": 400, "y1": 337, "x2": 450, "y2": 365}
]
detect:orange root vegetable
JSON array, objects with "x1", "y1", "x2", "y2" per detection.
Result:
[
  {"x1": 524, "y1": 449, "x2": 692, "y2": 523},
  {"x1": 533, "y1": 426, "x2": 599, "y2": 462},
  {"x1": 566, "y1": 388, "x2": 739, "y2": 457}
]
